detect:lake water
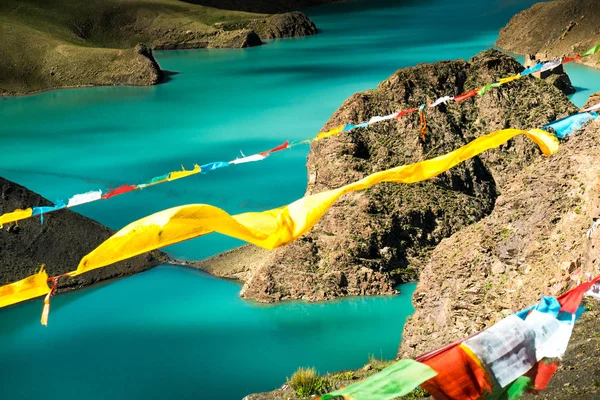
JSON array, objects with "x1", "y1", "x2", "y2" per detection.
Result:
[{"x1": 1, "y1": 0, "x2": 599, "y2": 399}]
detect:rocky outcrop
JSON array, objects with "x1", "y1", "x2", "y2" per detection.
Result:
[
  {"x1": 0, "y1": 176, "x2": 167, "y2": 293},
  {"x1": 496, "y1": 0, "x2": 600, "y2": 69},
  {"x1": 197, "y1": 49, "x2": 577, "y2": 303},
  {"x1": 399, "y1": 118, "x2": 600, "y2": 357},
  {"x1": 215, "y1": 12, "x2": 317, "y2": 40}
]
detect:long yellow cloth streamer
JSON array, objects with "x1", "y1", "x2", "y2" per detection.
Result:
[
  {"x1": 72, "y1": 128, "x2": 558, "y2": 277},
  {"x1": 0, "y1": 208, "x2": 33, "y2": 227},
  {"x1": 0, "y1": 267, "x2": 50, "y2": 308}
]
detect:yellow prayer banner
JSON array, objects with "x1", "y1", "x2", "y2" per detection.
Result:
[
  {"x1": 72, "y1": 128, "x2": 558, "y2": 276},
  {"x1": 0, "y1": 208, "x2": 33, "y2": 227},
  {"x1": 168, "y1": 164, "x2": 201, "y2": 182},
  {"x1": 0, "y1": 268, "x2": 50, "y2": 308}
]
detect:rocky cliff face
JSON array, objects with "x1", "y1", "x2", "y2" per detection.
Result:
[
  {"x1": 197, "y1": 50, "x2": 577, "y2": 303},
  {"x1": 0, "y1": 176, "x2": 167, "y2": 293},
  {"x1": 399, "y1": 118, "x2": 600, "y2": 358},
  {"x1": 496, "y1": 0, "x2": 600, "y2": 69}
]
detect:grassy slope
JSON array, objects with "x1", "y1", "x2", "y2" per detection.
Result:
[
  {"x1": 181, "y1": 0, "x2": 336, "y2": 13},
  {"x1": 0, "y1": 0, "x2": 264, "y2": 94}
]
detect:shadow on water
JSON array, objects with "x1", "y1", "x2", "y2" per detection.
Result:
[{"x1": 160, "y1": 70, "x2": 180, "y2": 84}]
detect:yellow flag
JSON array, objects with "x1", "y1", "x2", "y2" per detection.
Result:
[
  {"x1": 0, "y1": 208, "x2": 33, "y2": 227},
  {"x1": 316, "y1": 125, "x2": 345, "y2": 140},
  {"x1": 72, "y1": 128, "x2": 558, "y2": 276},
  {"x1": 0, "y1": 267, "x2": 50, "y2": 308},
  {"x1": 168, "y1": 164, "x2": 201, "y2": 182},
  {"x1": 499, "y1": 74, "x2": 521, "y2": 85}
]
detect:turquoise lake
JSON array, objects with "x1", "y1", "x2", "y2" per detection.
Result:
[{"x1": 1, "y1": 0, "x2": 600, "y2": 399}]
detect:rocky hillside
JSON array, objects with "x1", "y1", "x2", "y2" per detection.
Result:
[
  {"x1": 194, "y1": 49, "x2": 577, "y2": 303},
  {"x1": 399, "y1": 116, "x2": 600, "y2": 357},
  {"x1": 496, "y1": 0, "x2": 600, "y2": 69},
  {"x1": 0, "y1": 0, "x2": 317, "y2": 95},
  {"x1": 182, "y1": 0, "x2": 338, "y2": 13},
  {"x1": 0, "y1": 176, "x2": 167, "y2": 293}
]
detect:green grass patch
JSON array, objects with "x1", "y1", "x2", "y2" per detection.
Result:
[{"x1": 288, "y1": 367, "x2": 332, "y2": 398}]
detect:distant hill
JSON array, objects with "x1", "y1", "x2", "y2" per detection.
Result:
[
  {"x1": 496, "y1": 0, "x2": 600, "y2": 69},
  {"x1": 0, "y1": 0, "x2": 317, "y2": 95},
  {"x1": 181, "y1": 0, "x2": 338, "y2": 13}
]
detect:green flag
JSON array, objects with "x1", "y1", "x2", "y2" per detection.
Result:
[
  {"x1": 319, "y1": 359, "x2": 437, "y2": 400},
  {"x1": 498, "y1": 376, "x2": 532, "y2": 400},
  {"x1": 583, "y1": 44, "x2": 600, "y2": 57}
]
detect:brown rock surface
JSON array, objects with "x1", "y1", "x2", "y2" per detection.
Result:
[
  {"x1": 196, "y1": 50, "x2": 577, "y2": 303},
  {"x1": 0, "y1": 176, "x2": 167, "y2": 293},
  {"x1": 400, "y1": 118, "x2": 600, "y2": 358},
  {"x1": 496, "y1": 0, "x2": 600, "y2": 69},
  {"x1": 215, "y1": 11, "x2": 317, "y2": 39}
]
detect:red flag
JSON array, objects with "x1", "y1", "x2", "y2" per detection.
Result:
[
  {"x1": 420, "y1": 344, "x2": 492, "y2": 400},
  {"x1": 394, "y1": 107, "x2": 418, "y2": 119},
  {"x1": 563, "y1": 55, "x2": 581, "y2": 64},
  {"x1": 454, "y1": 90, "x2": 479, "y2": 103},
  {"x1": 525, "y1": 360, "x2": 559, "y2": 391},
  {"x1": 260, "y1": 141, "x2": 289, "y2": 156},
  {"x1": 556, "y1": 275, "x2": 600, "y2": 313},
  {"x1": 102, "y1": 185, "x2": 138, "y2": 200}
]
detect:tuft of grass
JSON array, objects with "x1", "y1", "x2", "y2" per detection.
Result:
[
  {"x1": 288, "y1": 367, "x2": 331, "y2": 398},
  {"x1": 400, "y1": 388, "x2": 430, "y2": 399},
  {"x1": 330, "y1": 371, "x2": 355, "y2": 380}
]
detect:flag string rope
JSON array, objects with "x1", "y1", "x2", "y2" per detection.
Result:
[
  {"x1": 0, "y1": 126, "x2": 561, "y2": 323},
  {"x1": 1, "y1": 44, "x2": 599, "y2": 228}
]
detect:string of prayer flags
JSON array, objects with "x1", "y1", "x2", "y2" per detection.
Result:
[
  {"x1": 71, "y1": 128, "x2": 557, "y2": 276},
  {"x1": 542, "y1": 112, "x2": 599, "y2": 139},
  {"x1": 316, "y1": 276, "x2": 599, "y2": 400},
  {"x1": 2, "y1": 42, "x2": 599, "y2": 228},
  {"x1": 318, "y1": 360, "x2": 437, "y2": 400}
]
